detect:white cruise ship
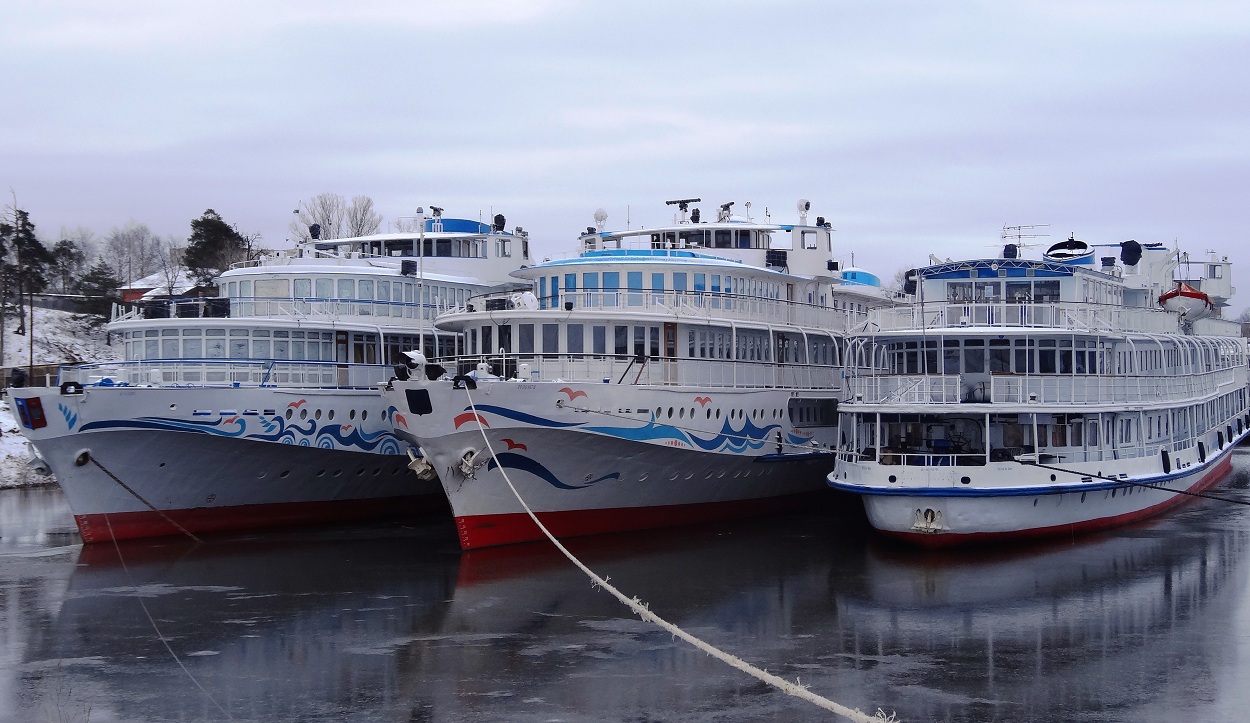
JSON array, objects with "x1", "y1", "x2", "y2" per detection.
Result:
[
  {"x1": 9, "y1": 211, "x2": 530, "y2": 542},
  {"x1": 828, "y1": 238, "x2": 1249, "y2": 546},
  {"x1": 383, "y1": 200, "x2": 902, "y2": 548}
]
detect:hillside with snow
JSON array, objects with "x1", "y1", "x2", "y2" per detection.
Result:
[{"x1": 1, "y1": 306, "x2": 121, "y2": 487}]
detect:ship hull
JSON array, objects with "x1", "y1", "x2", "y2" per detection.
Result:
[
  {"x1": 837, "y1": 439, "x2": 1242, "y2": 548},
  {"x1": 10, "y1": 385, "x2": 442, "y2": 542},
  {"x1": 389, "y1": 379, "x2": 839, "y2": 549}
]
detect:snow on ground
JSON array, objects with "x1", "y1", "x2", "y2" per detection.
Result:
[{"x1": 1, "y1": 306, "x2": 121, "y2": 487}]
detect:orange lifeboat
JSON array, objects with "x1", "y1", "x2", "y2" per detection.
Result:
[{"x1": 1159, "y1": 282, "x2": 1213, "y2": 319}]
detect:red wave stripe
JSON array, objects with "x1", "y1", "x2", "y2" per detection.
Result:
[{"x1": 454, "y1": 411, "x2": 490, "y2": 429}]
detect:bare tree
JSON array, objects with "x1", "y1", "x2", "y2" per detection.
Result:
[
  {"x1": 156, "y1": 234, "x2": 188, "y2": 297},
  {"x1": 289, "y1": 193, "x2": 346, "y2": 242},
  {"x1": 105, "y1": 222, "x2": 162, "y2": 287},
  {"x1": 289, "y1": 193, "x2": 383, "y2": 241},
  {"x1": 344, "y1": 195, "x2": 383, "y2": 237},
  {"x1": 392, "y1": 217, "x2": 422, "y2": 233}
]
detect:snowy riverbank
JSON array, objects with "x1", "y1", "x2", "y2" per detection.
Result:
[{"x1": 1, "y1": 306, "x2": 120, "y2": 487}]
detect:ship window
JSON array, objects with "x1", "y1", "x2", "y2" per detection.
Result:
[
  {"x1": 315, "y1": 278, "x2": 333, "y2": 298},
  {"x1": 294, "y1": 279, "x2": 311, "y2": 298},
  {"x1": 567, "y1": 324, "x2": 584, "y2": 355},
  {"x1": 543, "y1": 324, "x2": 559, "y2": 356},
  {"x1": 337, "y1": 278, "x2": 354, "y2": 299},
  {"x1": 592, "y1": 325, "x2": 606, "y2": 355},
  {"x1": 183, "y1": 338, "x2": 202, "y2": 358},
  {"x1": 518, "y1": 324, "x2": 535, "y2": 354},
  {"x1": 614, "y1": 325, "x2": 628, "y2": 356},
  {"x1": 255, "y1": 279, "x2": 289, "y2": 298},
  {"x1": 252, "y1": 339, "x2": 270, "y2": 358}
]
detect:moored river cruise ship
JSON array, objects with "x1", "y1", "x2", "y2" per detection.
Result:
[
  {"x1": 828, "y1": 239, "x2": 1249, "y2": 546},
  {"x1": 384, "y1": 199, "x2": 904, "y2": 549},
  {"x1": 9, "y1": 212, "x2": 531, "y2": 542}
]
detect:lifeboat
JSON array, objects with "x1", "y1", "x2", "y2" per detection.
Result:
[{"x1": 1159, "y1": 282, "x2": 1214, "y2": 319}]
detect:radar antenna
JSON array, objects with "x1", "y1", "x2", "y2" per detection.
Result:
[{"x1": 665, "y1": 197, "x2": 701, "y2": 224}]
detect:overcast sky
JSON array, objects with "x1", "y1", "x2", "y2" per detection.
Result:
[{"x1": 4, "y1": 1, "x2": 1249, "y2": 308}]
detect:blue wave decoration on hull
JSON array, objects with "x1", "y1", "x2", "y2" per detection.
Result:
[
  {"x1": 485, "y1": 451, "x2": 620, "y2": 490},
  {"x1": 467, "y1": 404, "x2": 586, "y2": 429},
  {"x1": 77, "y1": 414, "x2": 403, "y2": 455}
]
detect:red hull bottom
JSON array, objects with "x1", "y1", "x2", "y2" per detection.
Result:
[
  {"x1": 75, "y1": 494, "x2": 448, "y2": 544},
  {"x1": 877, "y1": 453, "x2": 1235, "y2": 549},
  {"x1": 453, "y1": 491, "x2": 828, "y2": 550}
]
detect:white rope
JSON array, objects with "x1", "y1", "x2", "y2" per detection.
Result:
[
  {"x1": 103, "y1": 516, "x2": 233, "y2": 720},
  {"x1": 463, "y1": 386, "x2": 895, "y2": 722}
]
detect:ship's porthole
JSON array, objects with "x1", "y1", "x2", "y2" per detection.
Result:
[
  {"x1": 1033, "y1": 498, "x2": 1037, "y2": 507},
  {"x1": 316, "y1": 470, "x2": 326, "y2": 477},
  {"x1": 888, "y1": 475, "x2": 897, "y2": 483},
  {"x1": 1050, "y1": 474, "x2": 1056, "y2": 481},
  {"x1": 667, "y1": 408, "x2": 674, "y2": 419},
  {"x1": 300, "y1": 409, "x2": 308, "y2": 420},
  {"x1": 328, "y1": 409, "x2": 335, "y2": 421},
  {"x1": 362, "y1": 410, "x2": 368, "y2": 420},
  {"x1": 1081, "y1": 492, "x2": 1086, "y2": 502},
  {"x1": 349, "y1": 409, "x2": 356, "y2": 420},
  {"x1": 286, "y1": 409, "x2": 293, "y2": 420},
  {"x1": 704, "y1": 471, "x2": 713, "y2": 479},
  {"x1": 280, "y1": 470, "x2": 290, "y2": 478},
  {"x1": 315, "y1": 409, "x2": 322, "y2": 420},
  {"x1": 332, "y1": 470, "x2": 342, "y2": 477},
  {"x1": 169, "y1": 404, "x2": 177, "y2": 411},
  {"x1": 158, "y1": 462, "x2": 166, "y2": 468},
  {"x1": 258, "y1": 472, "x2": 267, "y2": 479},
  {"x1": 356, "y1": 469, "x2": 365, "y2": 476},
  {"x1": 669, "y1": 472, "x2": 679, "y2": 481},
  {"x1": 639, "y1": 473, "x2": 649, "y2": 482},
  {"x1": 684, "y1": 472, "x2": 694, "y2": 480},
  {"x1": 372, "y1": 467, "x2": 381, "y2": 476},
  {"x1": 960, "y1": 476, "x2": 970, "y2": 485}
]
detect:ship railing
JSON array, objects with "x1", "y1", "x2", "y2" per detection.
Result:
[
  {"x1": 449, "y1": 352, "x2": 842, "y2": 390},
  {"x1": 111, "y1": 295, "x2": 453, "y2": 324},
  {"x1": 847, "y1": 368, "x2": 1239, "y2": 405},
  {"x1": 462, "y1": 289, "x2": 858, "y2": 332},
  {"x1": 848, "y1": 375, "x2": 961, "y2": 404},
  {"x1": 56, "y1": 360, "x2": 393, "y2": 389},
  {"x1": 991, "y1": 368, "x2": 1239, "y2": 404},
  {"x1": 866, "y1": 301, "x2": 1182, "y2": 334}
]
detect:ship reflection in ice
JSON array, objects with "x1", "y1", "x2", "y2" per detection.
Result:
[{"x1": 3, "y1": 449, "x2": 1250, "y2": 722}]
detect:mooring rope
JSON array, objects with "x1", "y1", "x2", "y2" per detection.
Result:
[
  {"x1": 83, "y1": 452, "x2": 202, "y2": 543},
  {"x1": 102, "y1": 515, "x2": 233, "y2": 720},
  {"x1": 463, "y1": 386, "x2": 895, "y2": 722}
]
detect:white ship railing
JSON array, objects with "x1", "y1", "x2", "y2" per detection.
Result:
[
  {"x1": 849, "y1": 368, "x2": 1241, "y2": 405},
  {"x1": 452, "y1": 353, "x2": 846, "y2": 390},
  {"x1": 58, "y1": 360, "x2": 394, "y2": 389},
  {"x1": 461, "y1": 289, "x2": 874, "y2": 334},
  {"x1": 111, "y1": 296, "x2": 452, "y2": 325},
  {"x1": 863, "y1": 301, "x2": 1183, "y2": 334}
]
